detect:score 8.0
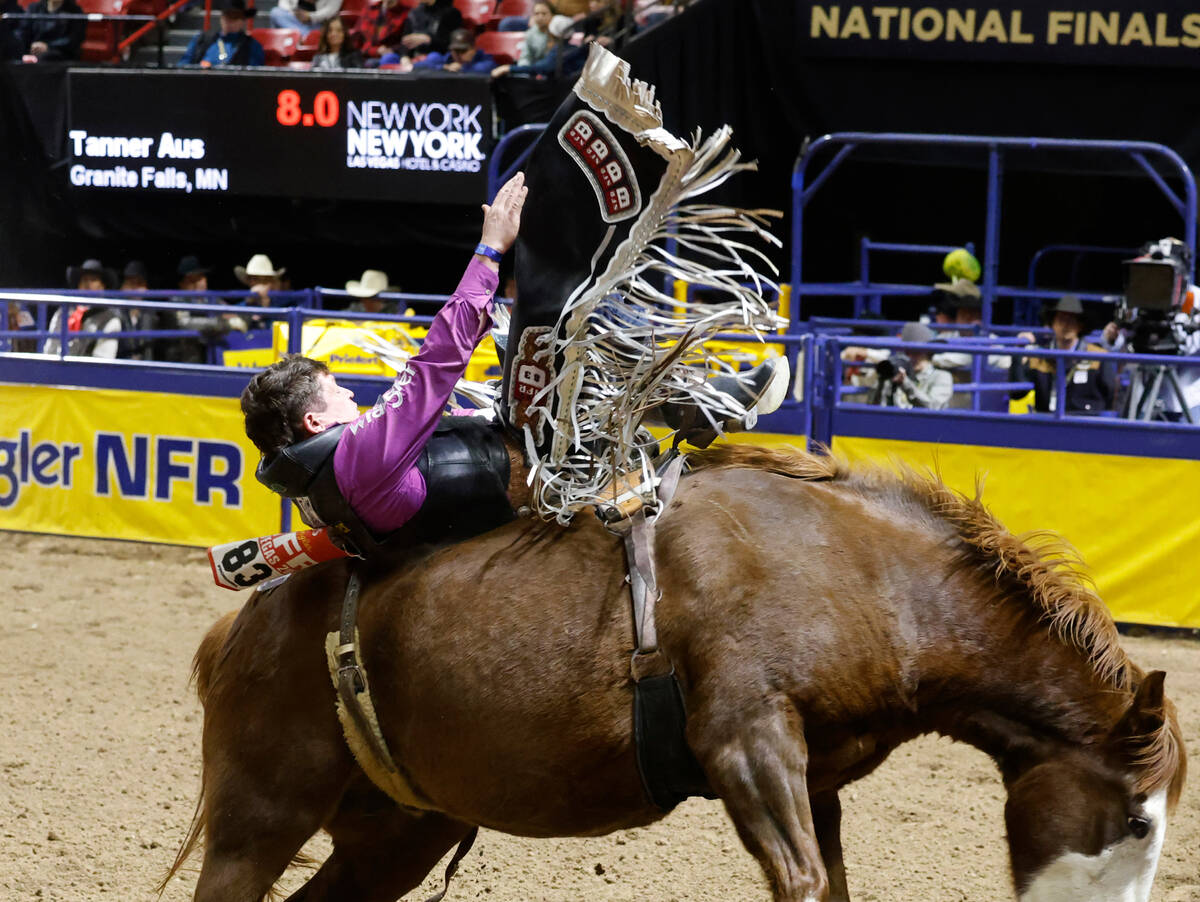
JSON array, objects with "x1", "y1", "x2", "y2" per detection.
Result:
[{"x1": 276, "y1": 89, "x2": 339, "y2": 128}]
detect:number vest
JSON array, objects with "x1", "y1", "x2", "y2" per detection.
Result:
[{"x1": 256, "y1": 416, "x2": 517, "y2": 557}]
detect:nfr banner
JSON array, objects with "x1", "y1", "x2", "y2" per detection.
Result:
[
  {"x1": 0, "y1": 385, "x2": 280, "y2": 547},
  {"x1": 65, "y1": 70, "x2": 494, "y2": 203},
  {"x1": 800, "y1": 4, "x2": 1200, "y2": 68}
]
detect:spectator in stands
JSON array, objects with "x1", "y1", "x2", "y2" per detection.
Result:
[
  {"x1": 394, "y1": 0, "x2": 461, "y2": 59},
  {"x1": 491, "y1": 14, "x2": 581, "y2": 78},
  {"x1": 178, "y1": 0, "x2": 265, "y2": 67},
  {"x1": 151, "y1": 254, "x2": 238, "y2": 364},
  {"x1": 928, "y1": 277, "x2": 1010, "y2": 409},
  {"x1": 311, "y1": 16, "x2": 362, "y2": 69},
  {"x1": 1010, "y1": 295, "x2": 1113, "y2": 415},
  {"x1": 5, "y1": 302, "x2": 36, "y2": 352},
  {"x1": 871, "y1": 321, "x2": 953, "y2": 410},
  {"x1": 514, "y1": 0, "x2": 555, "y2": 64},
  {"x1": 413, "y1": 27, "x2": 495, "y2": 73},
  {"x1": 352, "y1": 0, "x2": 408, "y2": 64},
  {"x1": 236, "y1": 253, "x2": 285, "y2": 311},
  {"x1": 345, "y1": 269, "x2": 398, "y2": 314},
  {"x1": 269, "y1": 0, "x2": 342, "y2": 38},
  {"x1": 16, "y1": 0, "x2": 85, "y2": 61},
  {"x1": 44, "y1": 258, "x2": 119, "y2": 357},
  {"x1": 571, "y1": 0, "x2": 623, "y2": 47}
]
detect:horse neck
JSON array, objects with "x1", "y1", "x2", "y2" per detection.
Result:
[{"x1": 907, "y1": 576, "x2": 1127, "y2": 757}]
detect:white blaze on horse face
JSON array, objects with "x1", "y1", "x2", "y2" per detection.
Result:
[{"x1": 1018, "y1": 789, "x2": 1168, "y2": 902}]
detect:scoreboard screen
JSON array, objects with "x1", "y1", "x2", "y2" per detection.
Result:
[{"x1": 65, "y1": 69, "x2": 495, "y2": 204}]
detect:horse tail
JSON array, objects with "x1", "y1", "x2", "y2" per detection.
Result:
[{"x1": 155, "y1": 610, "x2": 238, "y2": 897}]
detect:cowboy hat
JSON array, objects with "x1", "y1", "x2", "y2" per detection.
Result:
[
  {"x1": 1043, "y1": 294, "x2": 1087, "y2": 322},
  {"x1": 345, "y1": 269, "x2": 396, "y2": 298},
  {"x1": 932, "y1": 276, "x2": 982, "y2": 308},
  {"x1": 235, "y1": 254, "x2": 285, "y2": 285},
  {"x1": 900, "y1": 321, "x2": 936, "y2": 343},
  {"x1": 66, "y1": 258, "x2": 116, "y2": 290},
  {"x1": 177, "y1": 254, "x2": 212, "y2": 277}
]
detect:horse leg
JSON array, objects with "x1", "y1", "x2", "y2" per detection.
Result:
[
  {"x1": 284, "y1": 778, "x2": 473, "y2": 902},
  {"x1": 192, "y1": 750, "x2": 353, "y2": 902},
  {"x1": 691, "y1": 700, "x2": 829, "y2": 901},
  {"x1": 810, "y1": 791, "x2": 850, "y2": 902}
]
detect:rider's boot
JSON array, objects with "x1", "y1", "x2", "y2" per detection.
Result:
[{"x1": 656, "y1": 356, "x2": 791, "y2": 448}]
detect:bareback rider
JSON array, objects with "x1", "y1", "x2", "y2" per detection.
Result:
[
  {"x1": 241, "y1": 172, "x2": 783, "y2": 557},
  {"x1": 241, "y1": 174, "x2": 528, "y2": 556}
]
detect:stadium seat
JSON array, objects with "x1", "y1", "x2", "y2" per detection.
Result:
[
  {"x1": 254, "y1": 27, "x2": 300, "y2": 65},
  {"x1": 453, "y1": 0, "x2": 494, "y2": 30},
  {"x1": 489, "y1": 0, "x2": 530, "y2": 26},
  {"x1": 293, "y1": 28, "x2": 321, "y2": 61},
  {"x1": 475, "y1": 29, "x2": 522, "y2": 64},
  {"x1": 77, "y1": 0, "x2": 128, "y2": 61}
]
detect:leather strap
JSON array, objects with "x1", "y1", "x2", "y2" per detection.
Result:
[
  {"x1": 335, "y1": 569, "x2": 401, "y2": 774},
  {"x1": 422, "y1": 827, "x2": 479, "y2": 902}
]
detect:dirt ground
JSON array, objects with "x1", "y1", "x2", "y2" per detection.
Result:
[{"x1": 1, "y1": 532, "x2": 1197, "y2": 902}]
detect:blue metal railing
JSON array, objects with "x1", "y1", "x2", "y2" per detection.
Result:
[{"x1": 792, "y1": 133, "x2": 1198, "y2": 329}]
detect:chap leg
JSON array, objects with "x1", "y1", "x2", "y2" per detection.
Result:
[
  {"x1": 690, "y1": 699, "x2": 829, "y2": 902},
  {"x1": 284, "y1": 778, "x2": 473, "y2": 902},
  {"x1": 810, "y1": 792, "x2": 850, "y2": 902}
]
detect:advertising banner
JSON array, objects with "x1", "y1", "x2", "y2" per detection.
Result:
[
  {"x1": 799, "y1": 3, "x2": 1200, "y2": 68},
  {"x1": 0, "y1": 384, "x2": 281, "y2": 547},
  {"x1": 831, "y1": 434, "x2": 1200, "y2": 629},
  {"x1": 64, "y1": 70, "x2": 494, "y2": 203}
]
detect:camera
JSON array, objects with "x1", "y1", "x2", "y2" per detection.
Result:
[
  {"x1": 876, "y1": 353, "x2": 911, "y2": 381},
  {"x1": 1118, "y1": 238, "x2": 1195, "y2": 355}
]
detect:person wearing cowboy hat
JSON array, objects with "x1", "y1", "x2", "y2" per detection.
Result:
[
  {"x1": 235, "y1": 253, "x2": 286, "y2": 307},
  {"x1": 44, "y1": 259, "x2": 121, "y2": 357},
  {"x1": 1010, "y1": 295, "x2": 1114, "y2": 415},
  {"x1": 177, "y1": 0, "x2": 265, "y2": 67},
  {"x1": 345, "y1": 269, "x2": 398, "y2": 314},
  {"x1": 928, "y1": 276, "x2": 1011, "y2": 409}
]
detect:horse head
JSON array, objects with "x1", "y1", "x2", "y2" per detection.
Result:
[{"x1": 995, "y1": 670, "x2": 1185, "y2": 901}]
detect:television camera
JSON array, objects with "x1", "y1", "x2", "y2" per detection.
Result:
[{"x1": 1117, "y1": 237, "x2": 1198, "y2": 355}]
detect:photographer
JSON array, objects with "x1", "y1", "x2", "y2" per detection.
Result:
[
  {"x1": 1111, "y1": 238, "x2": 1200, "y2": 422},
  {"x1": 871, "y1": 322, "x2": 953, "y2": 410},
  {"x1": 1009, "y1": 295, "x2": 1114, "y2": 415}
]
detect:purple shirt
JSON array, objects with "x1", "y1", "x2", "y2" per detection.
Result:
[{"x1": 333, "y1": 258, "x2": 497, "y2": 533}]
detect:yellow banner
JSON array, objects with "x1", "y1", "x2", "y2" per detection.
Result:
[
  {"x1": 0, "y1": 384, "x2": 280, "y2": 547},
  {"x1": 830, "y1": 435, "x2": 1200, "y2": 629}
]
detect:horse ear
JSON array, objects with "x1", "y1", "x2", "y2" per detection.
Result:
[{"x1": 1112, "y1": 670, "x2": 1166, "y2": 744}]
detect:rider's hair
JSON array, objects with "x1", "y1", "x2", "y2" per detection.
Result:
[{"x1": 241, "y1": 355, "x2": 330, "y2": 456}]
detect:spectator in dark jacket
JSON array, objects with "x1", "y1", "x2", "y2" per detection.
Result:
[
  {"x1": 178, "y1": 0, "x2": 265, "y2": 67},
  {"x1": 397, "y1": 0, "x2": 461, "y2": 57},
  {"x1": 413, "y1": 27, "x2": 494, "y2": 73},
  {"x1": 17, "y1": 0, "x2": 85, "y2": 61},
  {"x1": 1010, "y1": 295, "x2": 1114, "y2": 415}
]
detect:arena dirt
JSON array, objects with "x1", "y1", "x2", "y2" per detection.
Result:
[{"x1": 1, "y1": 532, "x2": 1197, "y2": 902}]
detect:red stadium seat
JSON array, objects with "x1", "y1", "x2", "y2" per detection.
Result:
[
  {"x1": 76, "y1": 0, "x2": 128, "y2": 61},
  {"x1": 293, "y1": 27, "x2": 321, "y2": 60},
  {"x1": 253, "y1": 27, "x2": 301, "y2": 65},
  {"x1": 475, "y1": 29, "x2": 522, "y2": 64},
  {"x1": 453, "y1": 0, "x2": 493, "y2": 29},
  {"x1": 491, "y1": 0, "x2": 530, "y2": 20}
]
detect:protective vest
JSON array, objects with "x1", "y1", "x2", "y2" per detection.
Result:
[{"x1": 256, "y1": 416, "x2": 516, "y2": 557}]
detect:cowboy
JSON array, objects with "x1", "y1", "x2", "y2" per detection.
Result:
[
  {"x1": 243, "y1": 173, "x2": 785, "y2": 556},
  {"x1": 344, "y1": 269, "x2": 397, "y2": 315},
  {"x1": 241, "y1": 174, "x2": 529, "y2": 556},
  {"x1": 1010, "y1": 295, "x2": 1114, "y2": 415}
]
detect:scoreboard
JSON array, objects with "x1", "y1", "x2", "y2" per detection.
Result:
[{"x1": 65, "y1": 69, "x2": 495, "y2": 204}]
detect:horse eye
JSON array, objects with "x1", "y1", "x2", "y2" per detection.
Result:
[{"x1": 1128, "y1": 815, "x2": 1151, "y2": 839}]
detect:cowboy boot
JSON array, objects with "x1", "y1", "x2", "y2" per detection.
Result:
[{"x1": 656, "y1": 356, "x2": 791, "y2": 448}]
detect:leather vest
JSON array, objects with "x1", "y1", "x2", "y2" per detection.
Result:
[{"x1": 256, "y1": 416, "x2": 515, "y2": 557}]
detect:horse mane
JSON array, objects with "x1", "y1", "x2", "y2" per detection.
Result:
[{"x1": 687, "y1": 443, "x2": 1184, "y2": 805}]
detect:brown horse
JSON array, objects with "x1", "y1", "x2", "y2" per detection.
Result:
[{"x1": 166, "y1": 445, "x2": 1185, "y2": 902}]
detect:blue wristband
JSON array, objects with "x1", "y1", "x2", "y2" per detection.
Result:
[{"x1": 474, "y1": 243, "x2": 504, "y2": 263}]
